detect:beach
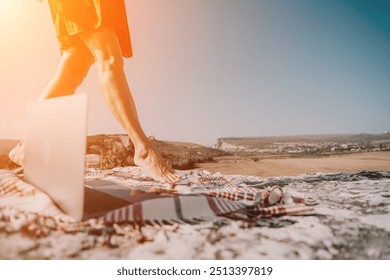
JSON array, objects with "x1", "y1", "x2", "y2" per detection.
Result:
[
  {"x1": 1, "y1": 169, "x2": 389, "y2": 260},
  {"x1": 194, "y1": 152, "x2": 390, "y2": 177}
]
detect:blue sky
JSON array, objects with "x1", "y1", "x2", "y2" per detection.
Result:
[{"x1": 0, "y1": 0, "x2": 389, "y2": 146}]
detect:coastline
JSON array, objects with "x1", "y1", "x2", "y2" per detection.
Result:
[{"x1": 194, "y1": 151, "x2": 390, "y2": 177}]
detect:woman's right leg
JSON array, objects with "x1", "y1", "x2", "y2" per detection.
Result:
[
  {"x1": 9, "y1": 45, "x2": 94, "y2": 166},
  {"x1": 78, "y1": 27, "x2": 181, "y2": 183}
]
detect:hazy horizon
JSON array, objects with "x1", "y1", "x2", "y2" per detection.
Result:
[
  {"x1": 2, "y1": 132, "x2": 390, "y2": 150},
  {"x1": 1, "y1": 0, "x2": 390, "y2": 146}
]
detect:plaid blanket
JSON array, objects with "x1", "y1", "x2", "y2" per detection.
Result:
[{"x1": 0, "y1": 167, "x2": 314, "y2": 237}]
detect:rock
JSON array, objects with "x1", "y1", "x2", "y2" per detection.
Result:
[
  {"x1": 1, "y1": 171, "x2": 389, "y2": 259},
  {"x1": 85, "y1": 134, "x2": 226, "y2": 170},
  {"x1": 0, "y1": 234, "x2": 37, "y2": 259}
]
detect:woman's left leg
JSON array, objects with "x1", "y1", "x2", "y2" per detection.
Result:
[{"x1": 9, "y1": 45, "x2": 94, "y2": 166}]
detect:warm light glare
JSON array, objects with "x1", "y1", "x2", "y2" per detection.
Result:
[
  {"x1": 0, "y1": 0, "x2": 389, "y2": 145},
  {"x1": 0, "y1": 1, "x2": 16, "y2": 18}
]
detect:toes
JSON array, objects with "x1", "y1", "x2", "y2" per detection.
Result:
[
  {"x1": 141, "y1": 159, "x2": 181, "y2": 184},
  {"x1": 168, "y1": 174, "x2": 179, "y2": 183},
  {"x1": 164, "y1": 174, "x2": 175, "y2": 184},
  {"x1": 169, "y1": 171, "x2": 181, "y2": 182},
  {"x1": 172, "y1": 175, "x2": 181, "y2": 183},
  {"x1": 161, "y1": 171, "x2": 180, "y2": 184}
]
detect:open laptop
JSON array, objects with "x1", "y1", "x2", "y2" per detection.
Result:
[
  {"x1": 18, "y1": 95, "x2": 311, "y2": 224},
  {"x1": 24, "y1": 94, "x2": 136, "y2": 221},
  {"x1": 23, "y1": 95, "x2": 223, "y2": 224}
]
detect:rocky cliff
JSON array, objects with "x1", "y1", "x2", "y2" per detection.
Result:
[{"x1": 86, "y1": 134, "x2": 227, "y2": 170}]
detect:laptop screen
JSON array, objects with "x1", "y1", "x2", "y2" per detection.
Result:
[{"x1": 24, "y1": 94, "x2": 88, "y2": 221}]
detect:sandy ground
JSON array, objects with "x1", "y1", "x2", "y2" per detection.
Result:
[
  {"x1": 1, "y1": 170, "x2": 389, "y2": 259},
  {"x1": 1, "y1": 151, "x2": 389, "y2": 259},
  {"x1": 194, "y1": 152, "x2": 390, "y2": 177}
]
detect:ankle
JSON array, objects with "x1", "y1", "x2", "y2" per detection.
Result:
[{"x1": 134, "y1": 144, "x2": 152, "y2": 160}]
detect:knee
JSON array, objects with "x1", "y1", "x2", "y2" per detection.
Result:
[
  {"x1": 96, "y1": 53, "x2": 124, "y2": 77},
  {"x1": 79, "y1": 27, "x2": 125, "y2": 76}
]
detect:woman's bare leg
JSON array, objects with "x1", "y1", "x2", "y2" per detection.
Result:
[
  {"x1": 39, "y1": 46, "x2": 94, "y2": 100},
  {"x1": 9, "y1": 46, "x2": 94, "y2": 166},
  {"x1": 79, "y1": 27, "x2": 180, "y2": 183}
]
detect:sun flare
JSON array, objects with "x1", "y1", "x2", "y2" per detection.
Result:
[
  {"x1": 0, "y1": 1, "x2": 13, "y2": 9},
  {"x1": 0, "y1": 1, "x2": 16, "y2": 18}
]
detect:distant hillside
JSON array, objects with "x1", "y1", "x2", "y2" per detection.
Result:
[
  {"x1": 0, "y1": 139, "x2": 19, "y2": 155},
  {"x1": 214, "y1": 133, "x2": 390, "y2": 154},
  {"x1": 152, "y1": 138, "x2": 228, "y2": 169},
  {"x1": 86, "y1": 134, "x2": 228, "y2": 170}
]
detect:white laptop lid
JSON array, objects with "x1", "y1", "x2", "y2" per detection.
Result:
[{"x1": 24, "y1": 94, "x2": 88, "y2": 221}]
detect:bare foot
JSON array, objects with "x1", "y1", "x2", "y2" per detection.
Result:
[
  {"x1": 8, "y1": 140, "x2": 25, "y2": 167},
  {"x1": 134, "y1": 145, "x2": 181, "y2": 184}
]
